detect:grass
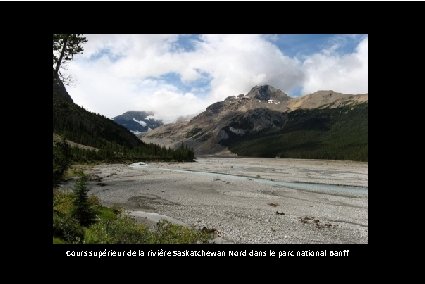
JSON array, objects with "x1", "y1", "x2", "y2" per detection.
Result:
[
  {"x1": 64, "y1": 164, "x2": 96, "y2": 179},
  {"x1": 53, "y1": 237, "x2": 66, "y2": 244},
  {"x1": 96, "y1": 206, "x2": 117, "y2": 221},
  {"x1": 53, "y1": 189, "x2": 213, "y2": 244}
]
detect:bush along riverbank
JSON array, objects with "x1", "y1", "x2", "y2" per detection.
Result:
[{"x1": 53, "y1": 173, "x2": 213, "y2": 244}]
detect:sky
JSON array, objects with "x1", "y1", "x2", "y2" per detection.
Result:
[{"x1": 64, "y1": 34, "x2": 368, "y2": 123}]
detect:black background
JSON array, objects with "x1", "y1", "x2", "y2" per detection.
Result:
[{"x1": 3, "y1": 0, "x2": 419, "y2": 264}]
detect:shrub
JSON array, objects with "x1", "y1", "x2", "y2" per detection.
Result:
[
  {"x1": 152, "y1": 220, "x2": 212, "y2": 244},
  {"x1": 53, "y1": 212, "x2": 84, "y2": 243},
  {"x1": 53, "y1": 139, "x2": 71, "y2": 187},
  {"x1": 84, "y1": 216, "x2": 152, "y2": 244},
  {"x1": 53, "y1": 237, "x2": 65, "y2": 244},
  {"x1": 85, "y1": 217, "x2": 213, "y2": 244},
  {"x1": 53, "y1": 189, "x2": 74, "y2": 215}
]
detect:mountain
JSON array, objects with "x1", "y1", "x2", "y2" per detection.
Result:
[
  {"x1": 288, "y1": 90, "x2": 368, "y2": 110},
  {"x1": 53, "y1": 73, "x2": 141, "y2": 148},
  {"x1": 142, "y1": 85, "x2": 368, "y2": 161},
  {"x1": 246, "y1": 85, "x2": 291, "y2": 102},
  {"x1": 113, "y1": 111, "x2": 163, "y2": 134},
  {"x1": 53, "y1": 71, "x2": 194, "y2": 162},
  {"x1": 226, "y1": 103, "x2": 368, "y2": 161}
]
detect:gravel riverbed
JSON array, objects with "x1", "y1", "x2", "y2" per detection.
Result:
[{"x1": 83, "y1": 157, "x2": 368, "y2": 244}]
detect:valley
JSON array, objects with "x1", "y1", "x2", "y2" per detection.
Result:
[
  {"x1": 141, "y1": 85, "x2": 368, "y2": 161},
  {"x1": 53, "y1": 34, "x2": 368, "y2": 245},
  {"x1": 83, "y1": 157, "x2": 368, "y2": 244}
]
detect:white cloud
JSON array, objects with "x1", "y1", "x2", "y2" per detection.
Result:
[
  {"x1": 130, "y1": 81, "x2": 210, "y2": 123},
  {"x1": 66, "y1": 63, "x2": 210, "y2": 123},
  {"x1": 193, "y1": 34, "x2": 304, "y2": 101},
  {"x1": 65, "y1": 34, "x2": 367, "y2": 123},
  {"x1": 302, "y1": 36, "x2": 368, "y2": 94}
]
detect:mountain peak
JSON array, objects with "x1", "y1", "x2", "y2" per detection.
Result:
[
  {"x1": 121, "y1": 110, "x2": 154, "y2": 116},
  {"x1": 311, "y1": 90, "x2": 342, "y2": 96},
  {"x1": 113, "y1": 111, "x2": 163, "y2": 134},
  {"x1": 246, "y1": 85, "x2": 289, "y2": 101}
]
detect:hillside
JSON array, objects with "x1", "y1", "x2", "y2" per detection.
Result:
[
  {"x1": 53, "y1": 73, "x2": 141, "y2": 149},
  {"x1": 287, "y1": 90, "x2": 368, "y2": 110},
  {"x1": 53, "y1": 72, "x2": 194, "y2": 163},
  {"x1": 227, "y1": 103, "x2": 368, "y2": 161},
  {"x1": 142, "y1": 85, "x2": 368, "y2": 161}
]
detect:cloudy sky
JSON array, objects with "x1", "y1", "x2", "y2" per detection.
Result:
[{"x1": 64, "y1": 34, "x2": 368, "y2": 123}]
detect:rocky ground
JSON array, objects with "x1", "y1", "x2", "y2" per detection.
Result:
[{"x1": 82, "y1": 157, "x2": 368, "y2": 244}]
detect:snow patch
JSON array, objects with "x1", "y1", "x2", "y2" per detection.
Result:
[
  {"x1": 130, "y1": 130, "x2": 143, "y2": 135},
  {"x1": 133, "y1": 118, "x2": 147, "y2": 127},
  {"x1": 267, "y1": 99, "x2": 280, "y2": 104},
  {"x1": 146, "y1": 114, "x2": 156, "y2": 120}
]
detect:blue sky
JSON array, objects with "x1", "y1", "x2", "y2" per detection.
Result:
[
  {"x1": 66, "y1": 34, "x2": 368, "y2": 122},
  {"x1": 133, "y1": 34, "x2": 367, "y2": 97},
  {"x1": 269, "y1": 34, "x2": 366, "y2": 57}
]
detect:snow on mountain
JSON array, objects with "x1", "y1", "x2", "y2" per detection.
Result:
[
  {"x1": 113, "y1": 111, "x2": 163, "y2": 134},
  {"x1": 133, "y1": 118, "x2": 147, "y2": 127}
]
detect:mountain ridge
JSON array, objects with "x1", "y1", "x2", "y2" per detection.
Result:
[
  {"x1": 141, "y1": 85, "x2": 368, "y2": 161},
  {"x1": 53, "y1": 73, "x2": 142, "y2": 149},
  {"x1": 113, "y1": 111, "x2": 163, "y2": 134},
  {"x1": 53, "y1": 72, "x2": 194, "y2": 162}
]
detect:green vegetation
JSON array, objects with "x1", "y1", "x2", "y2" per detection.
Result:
[
  {"x1": 152, "y1": 220, "x2": 212, "y2": 244},
  {"x1": 52, "y1": 71, "x2": 194, "y2": 185},
  {"x1": 84, "y1": 218, "x2": 212, "y2": 244},
  {"x1": 84, "y1": 217, "x2": 153, "y2": 244},
  {"x1": 52, "y1": 137, "x2": 195, "y2": 175},
  {"x1": 53, "y1": 75, "x2": 141, "y2": 149},
  {"x1": 228, "y1": 103, "x2": 368, "y2": 161},
  {"x1": 53, "y1": 74, "x2": 194, "y2": 164},
  {"x1": 53, "y1": 138, "x2": 71, "y2": 187},
  {"x1": 53, "y1": 34, "x2": 194, "y2": 165},
  {"x1": 72, "y1": 174, "x2": 96, "y2": 227},
  {"x1": 52, "y1": 35, "x2": 199, "y2": 244},
  {"x1": 53, "y1": 189, "x2": 83, "y2": 243},
  {"x1": 53, "y1": 176, "x2": 213, "y2": 244}
]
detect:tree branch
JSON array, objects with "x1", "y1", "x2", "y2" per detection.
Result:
[{"x1": 54, "y1": 35, "x2": 70, "y2": 77}]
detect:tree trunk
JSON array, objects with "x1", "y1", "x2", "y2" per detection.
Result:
[{"x1": 54, "y1": 35, "x2": 69, "y2": 77}]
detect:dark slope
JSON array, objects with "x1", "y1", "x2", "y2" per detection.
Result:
[
  {"x1": 226, "y1": 103, "x2": 368, "y2": 161},
  {"x1": 53, "y1": 74, "x2": 141, "y2": 149}
]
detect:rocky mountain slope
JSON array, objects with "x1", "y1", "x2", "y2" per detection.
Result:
[
  {"x1": 141, "y1": 85, "x2": 368, "y2": 161},
  {"x1": 113, "y1": 111, "x2": 163, "y2": 134},
  {"x1": 288, "y1": 90, "x2": 368, "y2": 110}
]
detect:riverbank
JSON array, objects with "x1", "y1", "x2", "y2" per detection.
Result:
[{"x1": 84, "y1": 157, "x2": 368, "y2": 244}]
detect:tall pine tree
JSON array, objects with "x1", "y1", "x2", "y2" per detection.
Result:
[{"x1": 72, "y1": 174, "x2": 96, "y2": 227}]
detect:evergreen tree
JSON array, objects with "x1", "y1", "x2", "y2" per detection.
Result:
[
  {"x1": 72, "y1": 174, "x2": 96, "y2": 227},
  {"x1": 53, "y1": 138, "x2": 71, "y2": 187}
]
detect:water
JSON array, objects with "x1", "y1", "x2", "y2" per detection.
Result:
[
  {"x1": 132, "y1": 164, "x2": 368, "y2": 197},
  {"x1": 129, "y1": 162, "x2": 148, "y2": 169}
]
